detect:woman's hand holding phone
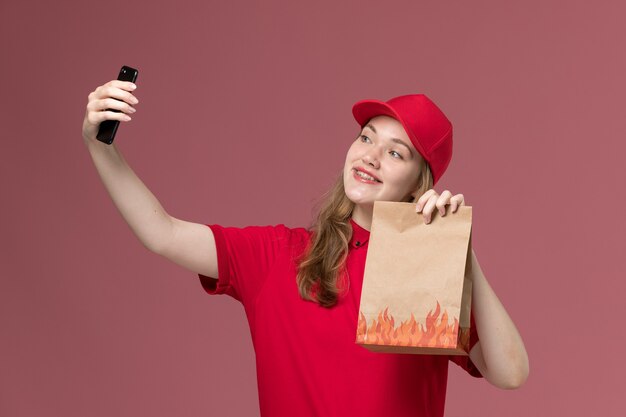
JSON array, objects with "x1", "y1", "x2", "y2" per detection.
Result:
[{"x1": 82, "y1": 79, "x2": 139, "y2": 145}]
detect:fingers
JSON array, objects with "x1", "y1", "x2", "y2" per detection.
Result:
[
  {"x1": 450, "y1": 193, "x2": 465, "y2": 213},
  {"x1": 88, "y1": 97, "x2": 136, "y2": 114},
  {"x1": 415, "y1": 189, "x2": 436, "y2": 213},
  {"x1": 415, "y1": 189, "x2": 462, "y2": 224},
  {"x1": 416, "y1": 189, "x2": 440, "y2": 224},
  {"x1": 92, "y1": 80, "x2": 139, "y2": 106},
  {"x1": 421, "y1": 193, "x2": 439, "y2": 223},
  {"x1": 82, "y1": 80, "x2": 139, "y2": 142},
  {"x1": 105, "y1": 79, "x2": 137, "y2": 94},
  {"x1": 86, "y1": 109, "x2": 133, "y2": 126},
  {"x1": 435, "y1": 190, "x2": 453, "y2": 216},
  {"x1": 85, "y1": 80, "x2": 139, "y2": 126}
]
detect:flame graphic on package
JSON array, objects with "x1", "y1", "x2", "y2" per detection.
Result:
[{"x1": 356, "y1": 301, "x2": 460, "y2": 348}]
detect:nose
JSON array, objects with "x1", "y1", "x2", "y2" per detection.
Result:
[{"x1": 362, "y1": 147, "x2": 381, "y2": 169}]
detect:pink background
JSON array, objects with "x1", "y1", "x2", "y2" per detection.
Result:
[{"x1": 1, "y1": 0, "x2": 625, "y2": 415}]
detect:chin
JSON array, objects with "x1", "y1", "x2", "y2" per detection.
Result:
[{"x1": 344, "y1": 189, "x2": 376, "y2": 206}]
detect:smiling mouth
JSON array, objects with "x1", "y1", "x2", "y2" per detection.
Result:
[{"x1": 353, "y1": 168, "x2": 382, "y2": 183}]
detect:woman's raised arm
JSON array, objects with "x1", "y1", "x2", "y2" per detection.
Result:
[{"x1": 82, "y1": 80, "x2": 218, "y2": 279}]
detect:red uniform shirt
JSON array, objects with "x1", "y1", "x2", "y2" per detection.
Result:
[{"x1": 198, "y1": 219, "x2": 482, "y2": 417}]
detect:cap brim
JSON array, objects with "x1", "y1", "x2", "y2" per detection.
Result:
[
  {"x1": 352, "y1": 100, "x2": 401, "y2": 127},
  {"x1": 351, "y1": 99, "x2": 428, "y2": 159}
]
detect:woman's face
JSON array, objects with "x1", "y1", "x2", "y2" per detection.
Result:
[{"x1": 343, "y1": 115, "x2": 424, "y2": 207}]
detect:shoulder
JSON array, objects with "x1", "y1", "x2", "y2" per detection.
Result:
[
  {"x1": 212, "y1": 223, "x2": 311, "y2": 247},
  {"x1": 270, "y1": 224, "x2": 312, "y2": 248},
  {"x1": 265, "y1": 224, "x2": 312, "y2": 257}
]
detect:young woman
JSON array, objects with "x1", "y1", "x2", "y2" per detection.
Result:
[{"x1": 83, "y1": 81, "x2": 529, "y2": 417}]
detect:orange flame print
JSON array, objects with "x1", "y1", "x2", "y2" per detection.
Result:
[{"x1": 356, "y1": 301, "x2": 463, "y2": 349}]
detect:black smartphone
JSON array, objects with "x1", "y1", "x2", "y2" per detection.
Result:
[{"x1": 96, "y1": 65, "x2": 139, "y2": 145}]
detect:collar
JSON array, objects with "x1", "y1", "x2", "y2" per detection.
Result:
[{"x1": 349, "y1": 218, "x2": 370, "y2": 249}]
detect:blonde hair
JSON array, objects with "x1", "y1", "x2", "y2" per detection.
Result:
[{"x1": 296, "y1": 154, "x2": 434, "y2": 308}]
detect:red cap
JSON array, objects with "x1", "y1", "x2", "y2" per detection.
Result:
[{"x1": 352, "y1": 94, "x2": 453, "y2": 185}]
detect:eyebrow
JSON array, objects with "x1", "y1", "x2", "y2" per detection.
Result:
[{"x1": 364, "y1": 124, "x2": 414, "y2": 158}]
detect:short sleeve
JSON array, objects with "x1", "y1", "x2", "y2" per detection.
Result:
[
  {"x1": 197, "y1": 224, "x2": 299, "y2": 306},
  {"x1": 449, "y1": 309, "x2": 483, "y2": 378}
]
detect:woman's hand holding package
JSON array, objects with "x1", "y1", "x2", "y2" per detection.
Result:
[
  {"x1": 415, "y1": 188, "x2": 465, "y2": 224},
  {"x1": 414, "y1": 189, "x2": 530, "y2": 388}
]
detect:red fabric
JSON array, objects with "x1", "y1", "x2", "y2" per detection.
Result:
[{"x1": 198, "y1": 219, "x2": 482, "y2": 417}]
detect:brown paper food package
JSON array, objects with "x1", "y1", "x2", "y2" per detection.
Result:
[{"x1": 355, "y1": 201, "x2": 474, "y2": 356}]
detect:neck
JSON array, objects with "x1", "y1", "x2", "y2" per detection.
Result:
[{"x1": 351, "y1": 203, "x2": 373, "y2": 231}]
